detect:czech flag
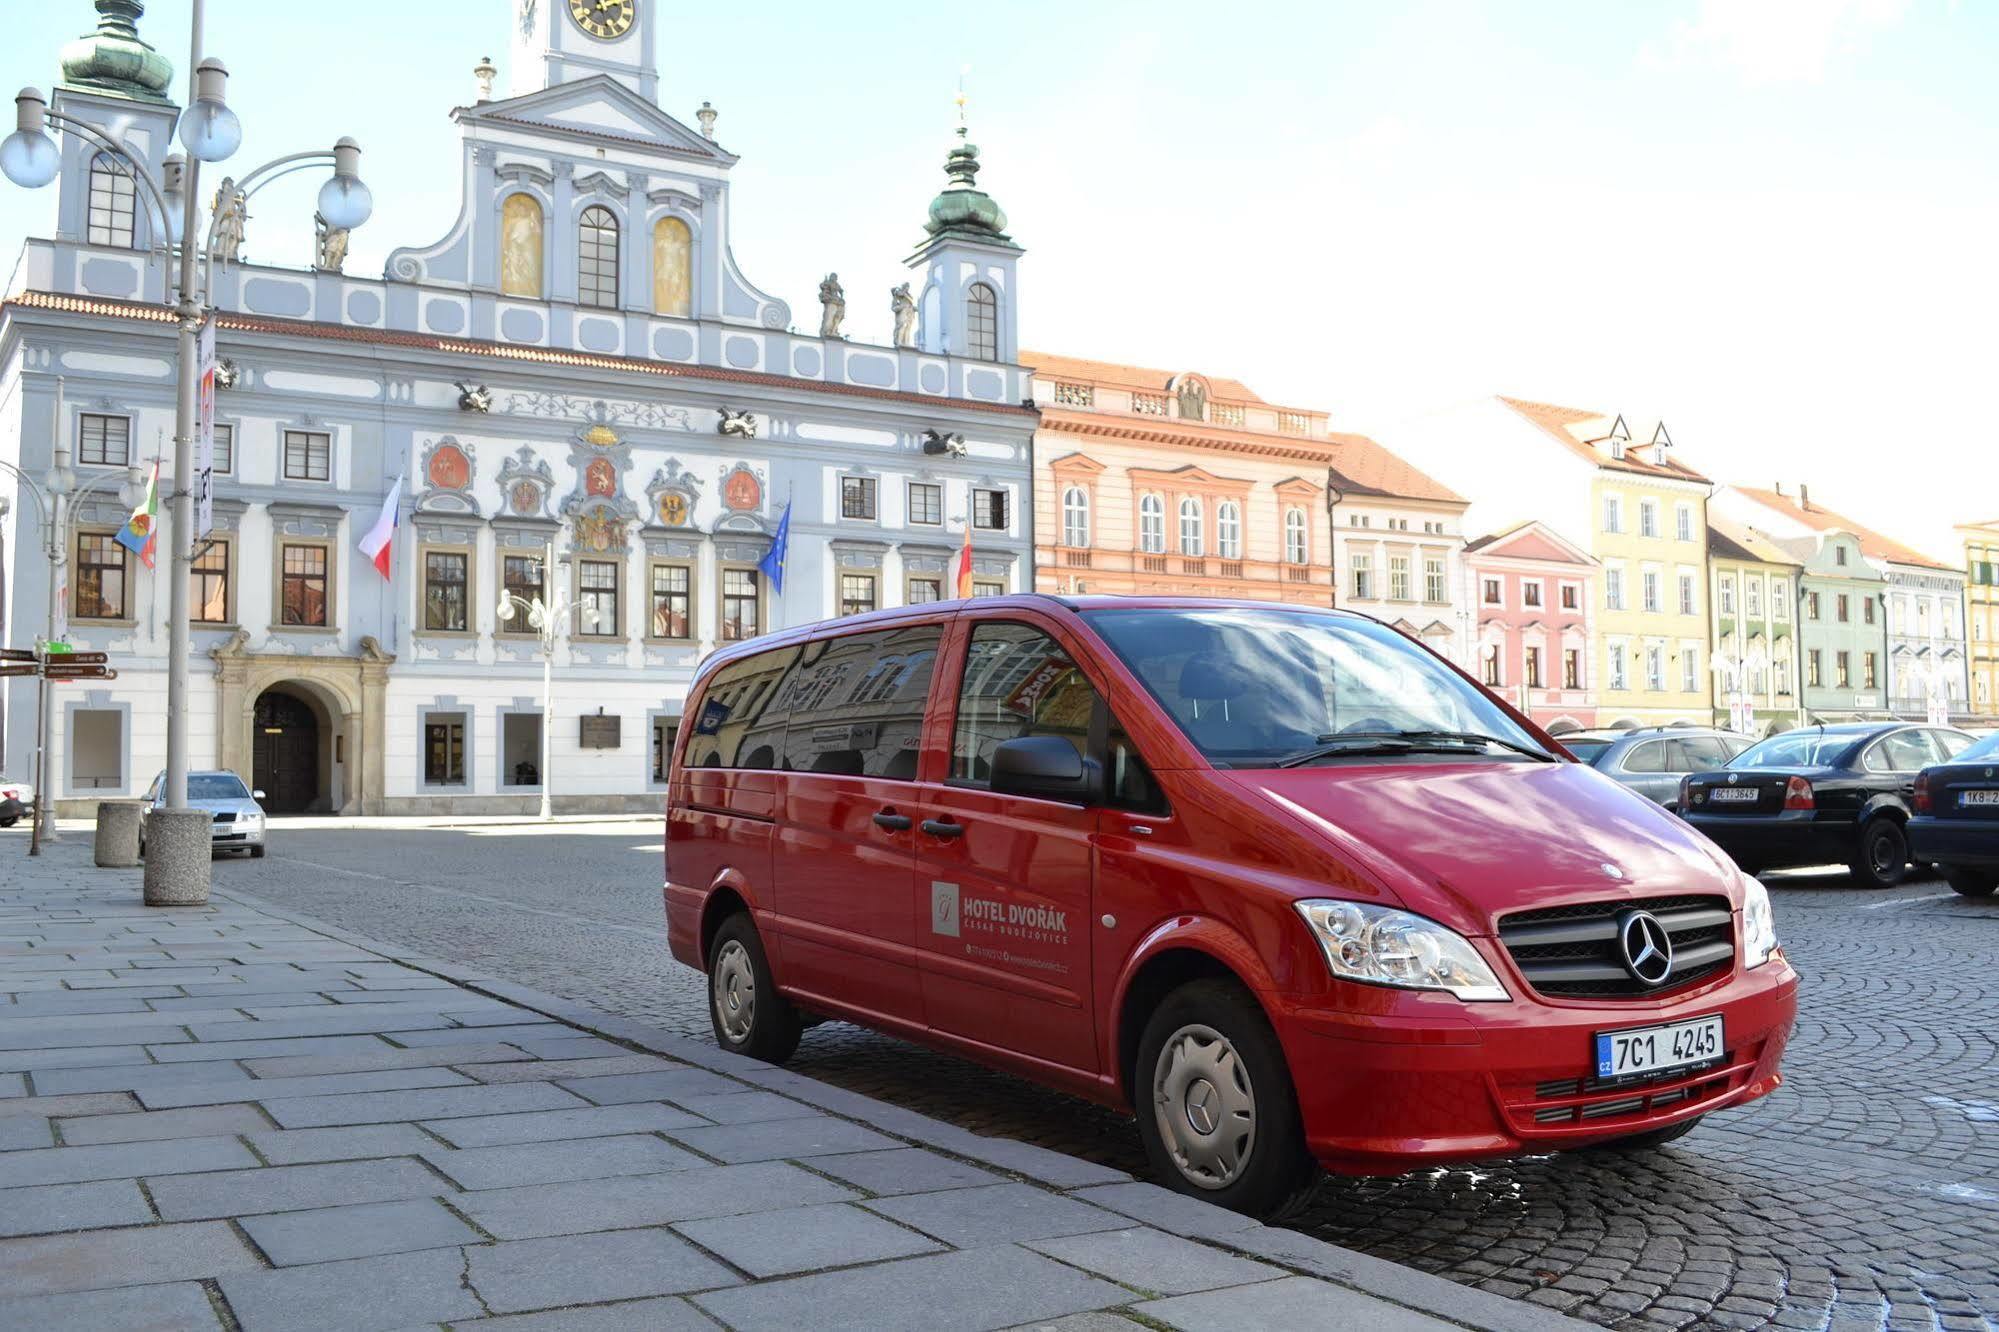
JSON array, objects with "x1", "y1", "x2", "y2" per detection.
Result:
[
  {"x1": 114, "y1": 460, "x2": 159, "y2": 569},
  {"x1": 954, "y1": 523, "x2": 974, "y2": 599},
  {"x1": 358, "y1": 472, "x2": 403, "y2": 581}
]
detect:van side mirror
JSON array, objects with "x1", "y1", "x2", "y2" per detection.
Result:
[{"x1": 989, "y1": 735, "x2": 1099, "y2": 805}]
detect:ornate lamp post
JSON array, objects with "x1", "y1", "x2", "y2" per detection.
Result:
[
  {"x1": 1, "y1": 0, "x2": 370, "y2": 895},
  {"x1": 496, "y1": 545, "x2": 598, "y2": 822}
]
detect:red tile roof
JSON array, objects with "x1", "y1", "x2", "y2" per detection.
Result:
[
  {"x1": 1498, "y1": 396, "x2": 1710, "y2": 483},
  {"x1": 1730, "y1": 486, "x2": 1953, "y2": 571},
  {"x1": 1022, "y1": 351, "x2": 1270, "y2": 406},
  {"x1": 1326, "y1": 431, "x2": 1465, "y2": 505}
]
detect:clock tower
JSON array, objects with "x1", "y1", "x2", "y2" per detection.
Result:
[{"x1": 511, "y1": 0, "x2": 659, "y2": 102}]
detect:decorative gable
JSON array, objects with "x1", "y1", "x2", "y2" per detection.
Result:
[{"x1": 462, "y1": 76, "x2": 733, "y2": 163}]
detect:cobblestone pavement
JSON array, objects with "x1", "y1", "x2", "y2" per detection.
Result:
[
  {"x1": 186, "y1": 817, "x2": 1999, "y2": 1332},
  {"x1": 0, "y1": 835, "x2": 1565, "y2": 1332}
]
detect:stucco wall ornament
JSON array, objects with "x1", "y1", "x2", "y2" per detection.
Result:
[
  {"x1": 644, "y1": 459, "x2": 704, "y2": 530},
  {"x1": 716, "y1": 407, "x2": 757, "y2": 439},
  {"x1": 313, "y1": 213, "x2": 348, "y2": 273},
  {"x1": 891, "y1": 283, "x2": 917, "y2": 348},
  {"x1": 415, "y1": 437, "x2": 479, "y2": 515},
  {"x1": 210, "y1": 179, "x2": 246, "y2": 263},
  {"x1": 818, "y1": 273, "x2": 845, "y2": 339},
  {"x1": 501, "y1": 391, "x2": 692, "y2": 433},
  {"x1": 455, "y1": 382, "x2": 493, "y2": 413},
  {"x1": 921, "y1": 428, "x2": 967, "y2": 458},
  {"x1": 213, "y1": 359, "x2": 240, "y2": 390},
  {"x1": 496, "y1": 445, "x2": 556, "y2": 520},
  {"x1": 561, "y1": 422, "x2": 640, "y2": 554}
]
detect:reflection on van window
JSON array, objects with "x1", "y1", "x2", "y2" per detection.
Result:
[
  {"x1": 1083, "y1": 606, "x2": 1543, "y2": 769},
  {"x1": 952, "y1": 623, "x2": 1099, "y2": 784},
  {"x1": 778, "y1": 626, "x2": 940, "y2": 779},
  {"x1": 681, "y1": 645, "x2": 801, "y2": 769}
]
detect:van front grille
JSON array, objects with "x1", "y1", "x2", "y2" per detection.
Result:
[{"x1": 1498, "y1": 895, "x2": 1735, "y2": 999}]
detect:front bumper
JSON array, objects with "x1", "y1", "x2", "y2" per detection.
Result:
[
  {"x1": 1909, "y1": 816, "x2": 1999, "y2": 868},
  {"x1": 1275, "y1": 955, "x2": 1799, "y2": 1174},
  {"x1": 211, "y1": 822, "x2": 265, "y2": 847},
  {"x1": 1684, "y1": 809, "x2": 1853, "y2": 868}
]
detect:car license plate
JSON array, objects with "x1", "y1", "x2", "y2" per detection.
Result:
[
  {"x1": 1710, "y1": 787, "x2": 1758, "y2": 803},
  {"x1": 1964, "y1": 791, "x2": 1999, "y2": 807},
  {"x1": 1595, "y1": 1015, "x2": 1723, "y2": 1080}
]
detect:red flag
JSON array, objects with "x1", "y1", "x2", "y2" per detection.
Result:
[{"x1": 954, "y1": 524, "x2": 974, "y2": 598}]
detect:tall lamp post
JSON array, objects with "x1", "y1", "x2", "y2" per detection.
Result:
[
  {"x1": 496, "y1": 545, "x2": 598, "y2": 822},
  {"x1": 1, "y1": 0, "x2": 371, "y2": 895},
  {"x1": 0, "y1": 438, "x2": 145, "y2": 854}
]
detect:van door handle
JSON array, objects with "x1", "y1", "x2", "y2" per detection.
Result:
[
  {"x1": 871, "y1": 811, "x2": 912, "y2": 832},
  {"x1": 920, "y1": 819, "x2": 964, "y2": 839}
]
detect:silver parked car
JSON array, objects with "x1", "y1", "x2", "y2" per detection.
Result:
[
  {"x1": 1559, "y1": 726, "x2": 1754, "y2": 807},
  {"x1": 140, "y1": 771, "x2": 269, "y2": 858}
]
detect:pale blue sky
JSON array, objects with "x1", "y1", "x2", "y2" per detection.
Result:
[{"x1": 3, "y1": 1, "x2": 1993, "y2": 556}]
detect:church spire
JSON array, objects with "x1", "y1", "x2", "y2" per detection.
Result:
[
  {"x1": 923, "y1": 73, "x2": 1013, "y2": 246},
  {"x1": 59, "y1": 0, "x2": 174, "y2": 104}
]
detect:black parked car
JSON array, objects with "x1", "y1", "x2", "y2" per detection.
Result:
[
  {"x1": 1910, "y1": 731, "x2": 1999, "y2": 897},
  {"x1": 1681, "y1": 722, "x2": 1978, "y2": 888}
]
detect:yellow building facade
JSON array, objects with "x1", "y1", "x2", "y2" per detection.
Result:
[
  {"x1": 1963, "y1": 519, "x2": 1999, "y2": 717},
  {"x1": 1591, "y1": 472, "x2": 1714, "y2": 725}
]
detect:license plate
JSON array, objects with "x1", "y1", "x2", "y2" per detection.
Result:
[
  {"x1": 1710, "y1": 787, "x2": 1759, "y2": 803},
  {"x1": 1595, "y1": 1015, "x2": 1723, "y2": 1081},
  {"x1": 1964, "y1": 791, "x2": 1999, "y2": 807}
]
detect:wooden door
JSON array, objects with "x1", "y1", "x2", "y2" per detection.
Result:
[{"x1": 252, "y1": 692, "x2": 318, "y2": 813}]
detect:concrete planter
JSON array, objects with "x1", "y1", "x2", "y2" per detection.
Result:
[
  {"x1": 141, "y1": 809, "x2": 213, "y2": 907},
  {"x1": 93, "y1": 801, "x2": 143, "y2": 868}
]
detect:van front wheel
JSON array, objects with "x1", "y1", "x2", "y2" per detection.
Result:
[
  {"x1": 1134, "y1": 978, "x2": 1315, "y2": 1219},
  {"x1": 707, "y1": 912, "x2": 801, "y2": 1064}
]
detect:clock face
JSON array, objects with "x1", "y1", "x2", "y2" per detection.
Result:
[{"x1": 569, "y1": 0, "x2": 635, "y2": 40}]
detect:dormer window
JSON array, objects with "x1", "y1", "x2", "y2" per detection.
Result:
[
  {"x1": 1601, "y1": 413, "x2": 1632, "y2": 460},
  {"x1": 578, "y1": 206, "x2": 620, "y2": 309}
]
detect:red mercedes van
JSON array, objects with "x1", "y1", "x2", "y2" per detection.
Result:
[{"x1": 664, "y1": 596, "x2": 1797, "y2": 1216}]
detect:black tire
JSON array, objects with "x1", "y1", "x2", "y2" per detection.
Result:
[
  {"x1": 250, "y1": 846, "x2": 267, "y2": 859},
  {"x1": 706, "y1": 912, "x2": 801, "y2": 1064},
  {"x1": 0, "y1": 817, "x2": 16, "y2": 829},
  {"x1": 1594, "y1": 1115, "x2": 1703, "y2": 1152},
  {"x1": 1133, "y1": 978, "x2": 1316, "y2": 1219},
  {"x1": 1945, "y1": 868, "x2": 1999, "y2": 898},
  {"x1": 1850, "y1": 817, "x2": 1909, "y2": 889}
]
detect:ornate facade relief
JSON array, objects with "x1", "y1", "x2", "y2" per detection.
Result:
[
  {"x1": 416, "y1": 437, "x2": 479, "y2": 515},
  {"x1": 561, "y1": 423, "x2": 640, "y2": 553},
  {"x1": 496, "y1": 445, "x2": 556, "y2": 520},
  {"x1": 644, "y1": 459, "x2": 704, "y2": 531},
  {"x1": 501, "y1": 391, "x2": 693, "y2": 433}
]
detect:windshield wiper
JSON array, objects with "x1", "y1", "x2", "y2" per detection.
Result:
[{"x1": 1273, "y1": 730, "x2": 1554, "y2": 768}]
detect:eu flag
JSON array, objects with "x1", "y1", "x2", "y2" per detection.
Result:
[{"x1": 758, "y1": 502, "x2": 792, "y2": 594}]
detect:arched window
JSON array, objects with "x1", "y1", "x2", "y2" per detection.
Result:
[
  {"x1": 1061, "y1": 486, "x2": 1090, "y2": 548},
  {"x1": 577, "y1": 205, "x2": 620, "y2": 309},
  {"x1": 1284, "y1": 508, "x2": 1308, "y2": 563},
  {"x1": 1178, "y1": 497, "x2": 1203, "y2": 557},
  {"x1": 1216, "y1": 502, "x2": 1242, "y2": 559},
  {"x1": 87, "y1": 152, "x2": 136, "y2": 248},
  {"x1": 1139, "y1": 494, "x2": 1165, "y2": 554},
  {"x1": 652, "y1": 215, "x2": 691, "y2": 317},
  {"x1": 965, "y1": 282, "x2": 998, "y2": 360},
  {"x1": 499, "y1": 194, "x2": 544, "y2": 298}
]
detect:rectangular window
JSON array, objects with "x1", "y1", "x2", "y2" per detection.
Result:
[
  {"x1": 78, "y1": 413, "x2": 131, "y2": 467},
  {"x1": 907, "y1": 482, "x2": 941, "y2": 526},
  {"x1": 70, "y1": 709, "x2": 123, "y2": 791},
  {"x1": 210, "y1": 422, "x2": 235, "y2": 475},
  {"x1": 1426, "y1": 559, "x2": 1446, "y2": 603},
  {"x1": 1807, "y1": 591, "x2": 1820, "y2": 620},
  {"x1": 973, "y1": 488, "x2": 1008, "y2": 531},
  {"x1": 1682, "y1": 648, "x2": 1698, "y2": 693},
  {"x1": 1809, "y1": 650, "x2": 1822, "y2": 687},
  {"x1": 75, "y1": 533, "x2": 128, "y2": 620},
  {"x1": 1836, "y1": 651, "x2": 1851, "y2": 688},
  {"x1": 1678, "y1": 573, "x2": 1695, "y2": 617},
  {"x1": 1864, "y1": 652, "x2": 1878, "y2": 689},
  {"x1": 1642, "y1": 570, "x2": 1661, "y2": 613},
  {"x1": 501, "y1": 553, "x2": 544, "y2": 630},
  {"x1": 650, "y1": 563, "x2": 691, "y2": 639},
  {"x1": 840, "y1": 475, "x2": 877, "y2": 520},
  {"x1": 1525, "y1": 646, "x2": 1542, "y2": 688},
  {"x1": 1676, "y1": 504, "x2": 1694, "y2": 542},
  {"x1": 1836, "y1": 545, "x2": 1848, "y2": 566},
  {"x1": 1481, "y1": 645, "x2": 1502, "y2": 686},
  {"x1": 283, "y1": 430, "x2": 332, "y2": 482},
  {"x1": 840, "y1": 573, "x2": 878, "y2": 617},
  {"x1": 1837, "y1": 594, "x2": 1850, "y2": 623},
  {"x1": 1719, "y1": 577, "x2": 1735, "y2": 615},
  {"x1": 192, "y1": 540, "x2": 230, "y2": 624},
  {"x1": 952, "y1": 622, "x2": 1099, "y2": 786},
  {"x1": 1864, "y1": 596, "x2": 1876, "y2": 625},
  {"x1": 280, "y1": 543, "x2": 329, "y2": 627},
  {"x1": 1610, "y1": 646, "x2": 1628, "y2": 690},
  {"x1": 1746, "y1": 579, "x2": 1761, "y2": 617},
  {"x1": 1389, "y1": 556, "x2": 1411, "y2": 601},
  {"x1": 1646, "y1": 646, "x2": 1664, "y2": 691},
  {"x1": 1482, "y1": 577, "x2": 1502, "y2": 605},
  {"x1": 424, "y1": 716, "x2": 466, "y2": 786},
  {"x1": 721, "y1": 567, "x2": 760, "y2": 642},
  {"x1": 1605, "y1": 568, "x2": 1624, "y2": 611},
  {"x1": 1603, "y1": 496, "x2": 1621, "y2": 533},
  {"x1": 650, "y1": 715, "x2": 679, "y2": 783},
  {"x1": 1563, "y1": 649, "x2": 1581, "y2": 690},
  {"x1": 1639, "y1": 501, "x2": 1658, "y2": 538},
  {"x1": 1351, "y1": 554, "x2": 1373, "y2": 601},
  {"x1": 423, "y1": 551, "x2": 469, "y2": 632},
  {"x1": 578, "y1": 560, "x2": 619, "y2": 636},
  {"x1": 1561, "y1": 583, "x2": 1579, "y2": 611},
  {"x1": 907, "y1": 575, "x2": 943, "y2": 604},
  {"x1": 972, "y1": 579, "x2": 1005, "y2": 598},
  {"x1": 1773, "y1": 579, "x2": 1789, "y2": 619},
  {"x1": 1523, "y1": 582, "x2": 1542, "y2": 608}
]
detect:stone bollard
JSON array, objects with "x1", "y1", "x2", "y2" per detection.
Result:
[
  {"x1": 141, "y1": 809, "x2": 213, "y2": 907},
  {"x1": 93, "y1": 801, "x2": 143, "y2": 868}
]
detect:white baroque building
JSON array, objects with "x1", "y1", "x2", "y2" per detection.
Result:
[{"x1": 1, "y1": 0, "x2": 1033, "y2": 814}]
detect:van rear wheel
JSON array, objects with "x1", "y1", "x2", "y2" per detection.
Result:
[
  {"x1": 707, "y1": 912, "x2": 801, "y2": 1064},
  {"x1": 1134, "y1": 978, "x2": 1315, "y2": 1219}
]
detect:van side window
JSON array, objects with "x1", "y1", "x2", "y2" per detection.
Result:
[
  {"x1": 681, "y1": 645, "x2": 801, "y2": 769},
  {"x1": 780, "y1": 625, "x2": 942, "y2": 778},
  {"x1": 1106, "y1": 714, "x2": 1167, "y2": 814},
  {"x1": 951, "y1": 623, "x2": 1100, "y2": 785}
]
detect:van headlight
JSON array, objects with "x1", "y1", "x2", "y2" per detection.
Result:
[
  {"x1": 1741, "y1": 874, "x2": 1777, "y2": 968},
  {"x1": 1295, "y1": 900, "x2": 1510, "y2": 1002}
]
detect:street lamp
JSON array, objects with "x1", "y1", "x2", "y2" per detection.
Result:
[
  {"x1": 495, "y1": 546, "x2": 599, "y2": 821},
  {"x1": 0, "y1": 0, "x2": 371, "y2": 896}
]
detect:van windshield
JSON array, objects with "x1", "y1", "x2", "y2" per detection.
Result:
[{"x1": 1082, "y1": 606, "x2": 1551, "y2": 769}]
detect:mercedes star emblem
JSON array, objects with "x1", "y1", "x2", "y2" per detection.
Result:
[{"x1": 1617, "y1": 910, "x2": 1675, "y2": 986}]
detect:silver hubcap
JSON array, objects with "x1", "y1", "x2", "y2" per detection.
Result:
[
  {"x1": 712, "y1": 940, "x2": 756, "y2": 1043},
  {"x1": 1153, "y1": 1023, "x2": 1257, "y2": 1190}
]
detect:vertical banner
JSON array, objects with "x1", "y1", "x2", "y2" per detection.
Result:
[{"x1": 195, "y1": 316, "x2": 217, "y2": 540}]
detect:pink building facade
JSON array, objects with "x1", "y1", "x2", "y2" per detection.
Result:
[{"x1": 1465, "y1": 522, "x2": 1600, "y2": 731}]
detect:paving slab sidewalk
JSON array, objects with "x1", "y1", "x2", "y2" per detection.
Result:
[{"x1": 0, "y1": 837, "x2": 1587, "y2": 1332}]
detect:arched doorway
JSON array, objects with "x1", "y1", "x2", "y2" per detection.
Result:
[{"x1": 253, "y1": 690, "x2": 321, "y2": 813}]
